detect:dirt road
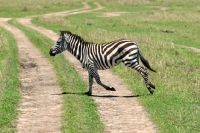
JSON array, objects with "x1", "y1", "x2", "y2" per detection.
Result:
[
  {"x1": 0, "y1": 2, "x2": 158, "y2": 133},
  {"x1": 0, "y1": 18, "x2": 62, "y2": 133}
]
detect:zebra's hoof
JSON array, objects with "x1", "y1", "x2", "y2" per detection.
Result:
[
  {"x1": 149, "y1": 90, "x2": 154, "y2": 95},
  {"x1": 150, "y1": 84, "x2": 156, "y2": 89},
  {"x1": 84, "y1": 91, "x2": 92, "y2": 96},
  {"x1": 106, "y1": 87, "x2": 116, "y2": 91}
]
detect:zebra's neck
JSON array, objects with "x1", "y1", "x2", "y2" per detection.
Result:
[{"x1": 67, "y1": 35, "x2": 89, "y2": 62}]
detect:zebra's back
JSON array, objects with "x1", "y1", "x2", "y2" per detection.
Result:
[{"x1": 87, "y1": 39, "x2": 139, "y2": 70}]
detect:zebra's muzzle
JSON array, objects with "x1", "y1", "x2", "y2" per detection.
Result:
[{"x1": 49, "y1": 48, "x2": 56, "y2": 56}]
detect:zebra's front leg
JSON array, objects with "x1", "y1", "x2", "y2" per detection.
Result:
[
  {"x1": 85, "y1": 71, "x2": 93, "y2": 96},
  {"x1": 89, "y1": 68, "x2": 116, "y2": 92}
]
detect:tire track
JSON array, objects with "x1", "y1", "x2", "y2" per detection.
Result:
[
  {"x1": 0, "y1": 2, "x2": 101, "y2": 133},
  {"x1": 0, "y1": 19, "x2": 62, "y2": 132},
  {"x1": 17, "y1": 2, "x2": 158, "y2": 133}
]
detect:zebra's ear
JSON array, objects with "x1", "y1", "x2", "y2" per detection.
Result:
[{"x1": 60, "y1": 30, "x2": 63, "y2": 36}]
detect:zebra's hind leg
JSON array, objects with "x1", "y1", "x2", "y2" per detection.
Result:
[
  {"x1": 89, "y1": 68, "x2": 116, "y2": 92},
  {"x1": 134, "y1": 65, "x2": 155, "y2": 94}
]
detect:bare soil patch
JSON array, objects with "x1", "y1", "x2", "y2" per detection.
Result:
[
  {"x1": 100, "y1": 12, "x2": 128, "y2": 17},
  {"x1": 183, "y1": 46, "x2": 200, "y2": 54},
  {"x1": 171, "y1": 42, "x2": 200, "y2": 55}
]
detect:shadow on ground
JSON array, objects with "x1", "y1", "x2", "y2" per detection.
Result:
[{"x1": 51, "y1": 91, "x2": 147, "y2": 98}]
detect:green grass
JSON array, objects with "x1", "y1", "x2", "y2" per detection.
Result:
[
  {"x1": 9, "y1": 19, "x2": 103, "y2": 133},
  {"x1": 1, "y1": 0, "x2": 200, "y2": 132},
  {"x1": 32, "y1": 1, "x2": 200, "y2": 133},
  {"x1": 0, "y1": 27, "x2": 21, "y2": 132},
  {"x1": 0, "y1": 0, "x2": 82, "y2": 18}
]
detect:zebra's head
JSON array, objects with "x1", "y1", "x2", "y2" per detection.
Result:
[{"x1": 49, "y1": 31, "x2": 69, "y2": 56}]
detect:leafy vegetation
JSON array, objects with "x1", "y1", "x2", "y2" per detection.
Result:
[{"x1": 0, "y1": 27, "x2": 21, "y2": 132}]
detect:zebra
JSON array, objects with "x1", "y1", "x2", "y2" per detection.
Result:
[{"x1": 49, "y1": 31, "x2": 156, "y2": 96}]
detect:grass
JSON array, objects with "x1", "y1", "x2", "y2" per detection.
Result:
[
  {"x1": 0, "y1": 27, "x2": 21, "y2": 132},
  {"x1": 0, "y1": 0, "x2": 82, "y2": 18},
  {"x1": 9, "y1": 19, "x2": 103, "y2": 133},
  {"x1": 1, "y1": 0, "x2": 200, "y2": 132},
  {"x1": 32, "y1": 1, "x2": 200, "y2": 133}
]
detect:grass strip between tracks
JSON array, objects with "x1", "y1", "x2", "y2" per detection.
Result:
[
  {"x1": 9, "y1": 19, "x2": 103, "y2": 133},
  {"x1": 0, "y1": 27, "x2": 21, "y2": 132}
]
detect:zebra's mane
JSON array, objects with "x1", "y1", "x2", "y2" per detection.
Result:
[
  {"x1": 61, "y1": 30, "x2": 91, "y2": 44},
  {"x1": 60, "y1": 31, "x2": 127, "y2": 45}
]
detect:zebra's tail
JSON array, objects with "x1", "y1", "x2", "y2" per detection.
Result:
[{"x1": 138, "y1": 48, "x2": 156, "y2": 72}]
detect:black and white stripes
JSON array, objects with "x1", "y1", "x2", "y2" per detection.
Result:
[{"x1": 49, "y1": 31, "x2": 156, "y2": 95}]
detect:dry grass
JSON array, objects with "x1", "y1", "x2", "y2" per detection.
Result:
[
  {"x1": 0, "y1": 0, "x2": 78, "y2": 6},
  {"x1": 101, "y1": 0, "x2": 150, "y2": 5},
  {"x1": 0, "y1": 0, "x2": 83, "y2": 18},
  {"x1": 36, "y1": 16, "x2": 72, "y2": 27}
]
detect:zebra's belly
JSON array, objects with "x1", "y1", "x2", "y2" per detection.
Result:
[
  {"x1": 81, "y1": 64, "x2": 109, "y2": 70},
  {"x1": 80, "y1": 58, "x2": 121, "y2": 70},
  {"x1": 96, "y1": 61, "x2": 121, "y2": 70}
]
